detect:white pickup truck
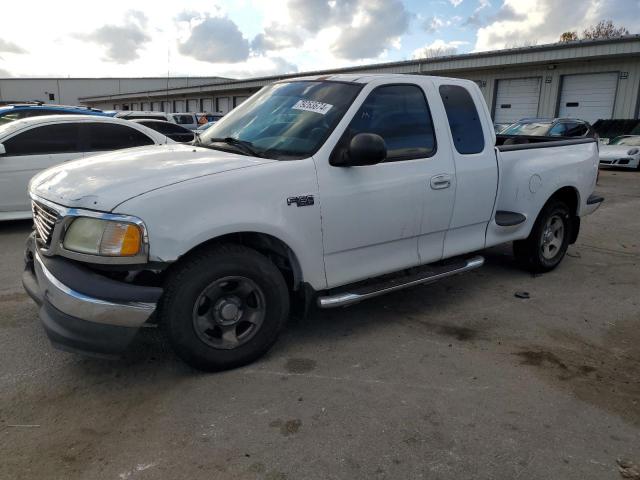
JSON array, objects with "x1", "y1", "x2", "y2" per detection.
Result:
[{"x1": 23, "y1": 74, "x2": 603, "y2": 370}]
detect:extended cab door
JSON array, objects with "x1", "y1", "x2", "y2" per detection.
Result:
[
  {"x1": 0, "y1": 123, "x2": 82, "y2": 213},
  {"x1": 314, "y1": 81, "x2": 456, "y2": 288},
  {"x1": 436, "y1": 82, "x2": 498, "y2": 257}
]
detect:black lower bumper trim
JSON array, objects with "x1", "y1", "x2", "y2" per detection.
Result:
[
  {"x1": 587, "y1": 194, "x2": 604, "y2": 205},
  {"x1": 40, "y1": 298, "x2": 139, "y2": 357}
]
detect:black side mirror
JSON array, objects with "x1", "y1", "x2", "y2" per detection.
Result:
[{"x1": 332, "y1": 133, "x2": 387, "y2": 167}]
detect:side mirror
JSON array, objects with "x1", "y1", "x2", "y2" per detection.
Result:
[
  {"x1": 332, "y1": 133, "x2": 386, "y2": 167},
  {"x1": 0, "y1": 143, "x2": 5, "y2": 155}
]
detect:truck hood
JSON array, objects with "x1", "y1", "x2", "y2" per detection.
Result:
[
  {"x1": 30, "y1": 144, "x2": 274, "y2": 211},
  {"x1": 599, "y1": 145, "x2": 640, "y2": 159}
]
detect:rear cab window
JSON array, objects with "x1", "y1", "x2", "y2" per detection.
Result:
[{"x1": 439, "y1": 84, "x2": 485, "y2": 154}]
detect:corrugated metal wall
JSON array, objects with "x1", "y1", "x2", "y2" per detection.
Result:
[{"x1": 0, "y1": 77, "x2": 226, "y2": 106}]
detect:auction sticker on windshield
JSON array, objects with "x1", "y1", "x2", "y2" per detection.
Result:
[{"x1": 292, "y1": 100, "x2": 333, "y2": 115}]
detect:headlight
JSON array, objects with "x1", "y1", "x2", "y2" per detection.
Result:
[
  {"x1": 627, "y1": 148, "x2": 639, "y2": 155},
  {"x1": 63, "y1": 217, "x2": 143, "y2": 256}
]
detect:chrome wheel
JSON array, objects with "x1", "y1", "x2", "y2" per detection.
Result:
[
  {"x1": 192, "y1": 276, "x2": 265, "y2": 350},
  {"x1": 540, "y1": 214, "x2": 565, "y2": 260}
]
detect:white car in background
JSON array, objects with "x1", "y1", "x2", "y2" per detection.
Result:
[
  {"x1": 0, "y1": 115, "x2": 172, "y2": 221},
  {"x1": 598, "y1": 135, "x2": 640, "y2": 170}
]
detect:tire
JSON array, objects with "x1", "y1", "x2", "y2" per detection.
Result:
[
  {"x1": 513, "y1": 200, "x2": 572, "y2": 273},
  {"x1": 159, "y1": 244, "x2": 289, "y2": 371}
]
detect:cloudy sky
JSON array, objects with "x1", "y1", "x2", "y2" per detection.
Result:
[{"x1": 0, "y1": 0, "x2": 635, "y2": 79}]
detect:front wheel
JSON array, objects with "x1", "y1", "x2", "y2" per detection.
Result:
[
  {"x1": 160, "y1": 244, "x2": 290, "y2": 371},
  {"x1": 513, "y1": 200, "x2": 572, "y2": 273}
]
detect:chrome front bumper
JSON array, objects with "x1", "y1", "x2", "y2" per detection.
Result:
[
  {"x1": 23, "y1": 234, "x2": 162, "y2": 356},
  {"x1": 29, "y1": 251, "x2": 156, "y2": 328}
]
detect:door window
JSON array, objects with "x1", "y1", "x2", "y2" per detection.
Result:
[
  {"x1": 2, "y1": 124, "x2": 81, "y2": 155},
  {"x1": 82, "y1": 123, "x2": 154, "y2": 151},
  {"x1": 439, "y1": 85, "x2": 485, "y2": 154},
  {"x1": 344, "y1": 84, "x2": 436, "y2": 162}
]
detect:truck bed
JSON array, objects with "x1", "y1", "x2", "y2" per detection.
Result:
[{"x1": 485, "y1": 135, "x2": 599, "y2": 249}]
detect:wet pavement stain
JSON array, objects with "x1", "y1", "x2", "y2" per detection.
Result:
[
  {"x1": 285, "y1": 358, "x2": 316, "y2": 373},
  {"x1": 514, "y1": 320, "x2": 640, "y2": 427}
]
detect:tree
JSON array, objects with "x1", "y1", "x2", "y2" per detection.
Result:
[
  {"x1": 559, "y1": 31, "x2": 578, "y2": 42},
  {"x1": 582, "y1": 20, "x2": 629, "y2": 40},
  {"x1": 412, "y1": 46, "x2": 457, "y2": 60}
]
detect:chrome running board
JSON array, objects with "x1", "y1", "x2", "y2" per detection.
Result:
[{"x1": 317, "y1": 255, "x2": 484, "y2": 309}]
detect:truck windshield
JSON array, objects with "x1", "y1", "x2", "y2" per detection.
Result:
[{"x1": 198, "y1": 81, "x2": 362, "y2": 160}]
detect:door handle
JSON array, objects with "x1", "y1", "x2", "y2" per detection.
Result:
[{"x1": 430, "y1": 174, "x2": 452, "y2": 190}]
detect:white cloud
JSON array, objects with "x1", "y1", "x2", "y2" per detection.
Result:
[
  {"x1": 449, "y1": 0, "x2": 464, "y2": 6},
  {"x1": 177, "y1": 12, "x2": 251, "y2": 63},
  {"x1": 474, "y1": 0, "x2": 633, "y2": 51},
  {"x1": 0, "y1": 39, "x2": 27, "y2": 54},
  {"x1": 331, "y1": 0, "x2": 411, "y2": 60},
  {"x1": 75, "y1": 10, "x2": 150, "y2": 64}
]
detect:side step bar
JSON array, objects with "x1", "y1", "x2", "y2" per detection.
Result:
[{"x1": 317, "y1": 256, "x2": 484, "y2": 309}]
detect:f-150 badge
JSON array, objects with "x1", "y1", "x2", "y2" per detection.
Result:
[{"x1": 287, "y1": 195, "x2": 315, "y2": 207}]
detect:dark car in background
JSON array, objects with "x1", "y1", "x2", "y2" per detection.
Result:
[
  {"x1": 501, "y1": 118, "x2": 597, "y2": 138},
  {"x1": 130, "y1": 119, "x2": 196, "y2": 143}
]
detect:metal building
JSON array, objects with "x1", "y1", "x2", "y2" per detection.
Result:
[
  {"x1": 0, "y1": 76, "x2": 230, "y2": 107},
  {"x1": 81, "y1": 35, "x2": 640, "y2": 123}
]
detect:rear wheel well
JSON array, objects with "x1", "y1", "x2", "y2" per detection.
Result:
[
  {"x1": 178, "y1": 232, "x2": 303, "y2": 293},
  {"x1": 544, "y1": 186, "x2": 580, "y2": 244},
  {"x1": 548, "y1": 186, "x2": 579, "y2": 216}
]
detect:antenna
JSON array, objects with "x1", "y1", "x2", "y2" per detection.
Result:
[{"x1": 166, "y1": 42, "x2": 170, "y2": 112}]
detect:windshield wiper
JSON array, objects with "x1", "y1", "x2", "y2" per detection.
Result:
[{"x1": 206, "y1": 137, "x2": 263, "y2": 157}]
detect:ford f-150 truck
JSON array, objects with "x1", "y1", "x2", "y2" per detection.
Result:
[{"x1": 23, "y1": 74, "x2": 603, "y2": 370}]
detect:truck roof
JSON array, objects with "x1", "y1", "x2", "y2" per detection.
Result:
[{"x1": 284, "y1": 73, "x2": 472, "y2": 85}]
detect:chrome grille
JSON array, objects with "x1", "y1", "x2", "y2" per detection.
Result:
[{"x1": 32, "y1": 201, "x2": 59, "y2": 246}]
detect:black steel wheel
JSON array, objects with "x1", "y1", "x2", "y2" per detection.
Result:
[{"x1": 160, "y1": 244, "x2": 289, "y2": 371}]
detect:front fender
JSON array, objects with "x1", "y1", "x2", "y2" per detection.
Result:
[{"x1": 114, "y1": 160, "x2": 327, "y2": 290}]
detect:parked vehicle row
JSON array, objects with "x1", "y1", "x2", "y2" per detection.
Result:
[
  {"x1": 115, "y1": 111, "x2": 224, "y2": 131},
  {"x1": 0, "y1": 103, "x2": 112, "y2": 124},
  {"x1": 500, "y1": 118, "x2": 597, "y2": 138},
  {"x1": 598, "y1": 135, "x2": 640, "y2": 170},
  {"x1": 21, "y1": 74, "x2": 603, "y2": 371},
  {"x1": 0, "y1": 115, "x2": 173, "y2": 220}
]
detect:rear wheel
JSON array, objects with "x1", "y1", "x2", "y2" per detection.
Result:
[
  {"x1": 513, "y1": 200, "x2": 572, "y2": 273},
  {"x1": 160, "y1": 244, "x2": 289, "y2": 371}
]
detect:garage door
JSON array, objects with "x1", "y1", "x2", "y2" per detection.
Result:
[
  {"x1": 234, "y1": 96, "x2": 250, "y2": 108},
  {"x1": 187, "y1": 99, "x2": 199, "y2": 112},
  {"x1": 494, "y1": 77, "x2": 541, "y2": 123},
  {"x1": 174, "y1": 100, "x2": 186, "y2": 113},
  {"x1": 202, "y1": 98, "x2": 213, "y2": 112},
  {"x1": 216, "y1": 97, "x2": 230, "y2": 114},
  {"x1": 558, "y1": 73, "x2": 618, "y2": 123}
]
